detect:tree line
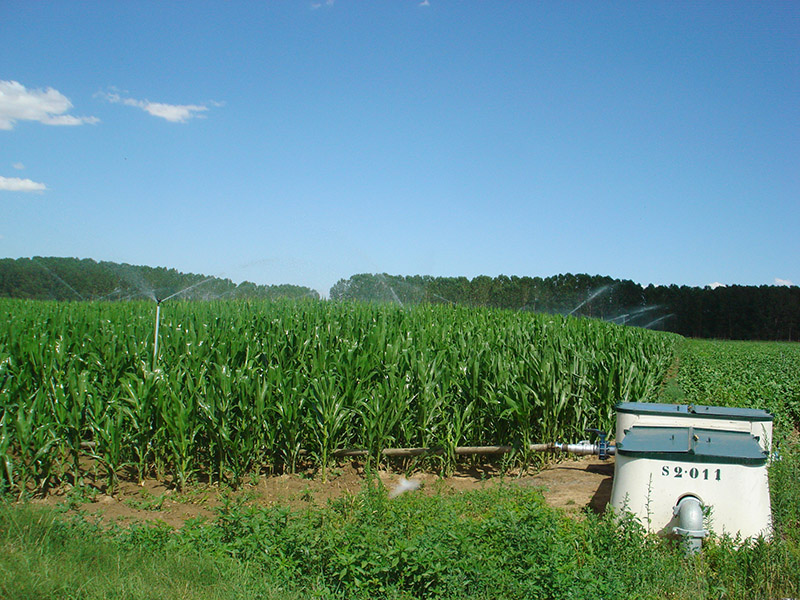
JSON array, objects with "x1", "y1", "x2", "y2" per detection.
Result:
[
  {"x1": 3, "y1": 258, "x2": 796, "y2": 340},
  {"x1": 0, "y1": 257, "x2": 319, "y2": 302},
  {"x1": 330, "y1": 273, "x2": 799, "y2": 341}
]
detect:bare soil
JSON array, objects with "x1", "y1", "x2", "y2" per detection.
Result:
[{"x1": 30, "y1": 456, "x2": 615, "y2": 527}]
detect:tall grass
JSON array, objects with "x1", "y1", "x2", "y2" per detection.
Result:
[{"x1": 2, "y1": 479, "x2": 798, "y2": 600}]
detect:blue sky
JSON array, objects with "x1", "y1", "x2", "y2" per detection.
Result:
[{"x1": 1, "y1": 1, "x2": 797, "y2": 296}]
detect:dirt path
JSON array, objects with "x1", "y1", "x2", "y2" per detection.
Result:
[{"x1": 32, "y1": 456, "x2": 615, "y2": 527}]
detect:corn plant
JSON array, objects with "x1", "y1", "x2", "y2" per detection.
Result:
[
  {"x1": 357, "y1": 377, "x2": 410, "y2": 467},
  {"x1": 308, "y1": 375, "x2": 351, "y2": 480},
  {"x1": 0, "y1": 411, "x2": 13, "y2": 493},
  {"x1": 12, "y1": 392, "x2": 60, "y2": 496},
  {"x1": 86, "y1": 393, "x2": 129, "y2": 493},
  {"x1": 122, "y1": 367, "x2": 163, "y2": 483},
  {"x1": 270, "y1": 368, "x2": 307, "y2": 474},
  {"x1": 0, "y1": 297, "x2": 683, "y2": 493}
]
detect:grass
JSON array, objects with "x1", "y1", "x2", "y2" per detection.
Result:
[
  {"x1": 0, "y1": 501, "x2": 290, "y2": 600},
  {"x1": 2, "y1": 458, "x2": 799, "y2": 600}
]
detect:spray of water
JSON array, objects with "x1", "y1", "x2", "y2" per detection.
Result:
[
  {"x1": 628, "y1": 305, "x2": 661, "y2": 318},
  {"x1": 378, "y1": 274, "x2": 404, "y2": 306},
  {"x1": 389, "y1": 477, "x2": 420, "y2": 499},
  {"x1": 150, "y1": 278, "x2": 216, "y2": 368},
  {"x1": 118, "y1": 290, "x2": 150, "y2": 301},
  {"x1": 608, "y1": 305, "x2": 661, "y2": 324},
  {"x1": 34, "y1": 259, "x2": 86, "y2": 301},
  {"x1": 643, "y1": 314, "x2": 674, "y2": 329},
  {"x1": 94, "y1": 287, "x2": 123, "y2": 301},
  {"x1": 568, "y1": 285, "x2": 612, "y2": 316},
  {"x1": 398, "y1": 277, "x2": 454, "y2": 304},
  {"x1": 428, "y1": 291, "x2": 454, "y2": 304},
  {"x1": 160, "y1": 277, "x2": 215, "y2": 302},
  {"x1": 103, "y1": 262, "x2": 158, "y2": 302}
]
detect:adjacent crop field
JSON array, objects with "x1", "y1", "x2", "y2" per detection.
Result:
[
  {"x1": 0, "y1": 298, "x2": 679, "y2": 494},
  {"x1": 675, "y1": 339, "x2": 800, "y2": 433}
]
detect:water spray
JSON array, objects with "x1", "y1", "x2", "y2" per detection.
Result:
[
  {"x1": 378, "y1": 274, "x2": 404, "y2": 306},
  {"x1": 34, "y1": 259, "x2": 86, "y2": 301},
  {"x1": 608, "y1": 305, "x2": 661, "y2": 325},
  {"x1": 159, "y1": 277, "x2": 215, "y2": 303},
  {"x1": 568, "y1": 285, "x2": 612, "y2": 316},
  {"x1": 643, "y1": 313, "x2": 674, "y2": 329}
]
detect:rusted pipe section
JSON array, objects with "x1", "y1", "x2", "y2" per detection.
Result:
[
  {"x1": 303, "y1": 443, "x2": 574, "y2": 458},
  {"x1": 82, "y1": 441, "x2": 609, "y2": 458}
]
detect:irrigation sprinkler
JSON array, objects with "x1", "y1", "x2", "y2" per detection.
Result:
[
  {"x1": 151, "y1": 277, "x2": 215, "y2": 368},
  {"x1": 153, "y1": 299, "x2": 162, "y2": 368}
]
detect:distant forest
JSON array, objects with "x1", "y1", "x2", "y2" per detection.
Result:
[
  {"x1": 0, "y1": 257, "x2": 319, "y2": 303},
  {"x1": 331, "y1": 273, "x2": 800, "y2": 342},
  {"x1": 2, "y1": 258, "x2": 797, "y2": 341}
]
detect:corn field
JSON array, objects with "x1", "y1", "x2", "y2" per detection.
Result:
[{"x1": 0, "y1": 298, "x2": 680, "y2": 493}]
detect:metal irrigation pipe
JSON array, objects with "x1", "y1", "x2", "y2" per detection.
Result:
[
  {"x1": 153, "y1": 300, "x2": 162, "y2": 367},
  {"x1": 296, "y1": 442, "x2": 607, "y2": 458}
]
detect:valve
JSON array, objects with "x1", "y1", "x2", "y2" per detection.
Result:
[
  {"x1": 586, "y1": 429, "x2": 613, "y2": 460},
  {"x1": 551, "y1": 429, "x2": 615, "y2": 459}
]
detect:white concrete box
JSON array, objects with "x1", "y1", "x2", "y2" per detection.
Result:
[{"x1": 610, "y1": 425, "x2": 772, "y2": 540}]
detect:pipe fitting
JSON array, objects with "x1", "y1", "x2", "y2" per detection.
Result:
[
  {"x1": 551, "y1": 441, "x2": 616, "y2": 459},
  {"x1": 672, "y1": 495, "x2": 708, "y2": 555}
]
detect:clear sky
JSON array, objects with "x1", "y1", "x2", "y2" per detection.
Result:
[{"x1": 2, "y1": 1, "x2": 798, "y2": 297}]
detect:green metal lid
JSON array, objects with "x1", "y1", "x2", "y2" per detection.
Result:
[
  {"x1": 616, "y1": 426, "x2": 768, "y2": 465},
  {"x1": 616, "y1": 402, "x2": 773, "y2": 422}
]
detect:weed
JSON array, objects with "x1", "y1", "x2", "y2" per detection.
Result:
[
  {"x1": 124, "y1": 490, "x2": 165, "y2": 511},
  {"x1": 56, "y1": 483, "x2": 98, "y2": 511}
]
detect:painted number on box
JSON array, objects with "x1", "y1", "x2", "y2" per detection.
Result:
[{"x1": 661, "y1": 466, "x2": 721, "y2": 481}]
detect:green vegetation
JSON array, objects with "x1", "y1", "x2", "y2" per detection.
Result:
[
  {"x1": 332, "y1": 273, "x2": 800, "y2": 341},
  {"x1": 0, "y1": 297, "x2": 677, "y2": 493},
  {"x1": 2, "y1": 457, "x2": 799, "y2": 600},
  {"x1": 675, "y1": 339, "x2": 800, "y2": 432},
  {"x1": 0, "y1": 256, "x2": 318, "y2": 301},
  {"x1": 2, "y1": 302, "x2": 799, "y2": 599},
  {"x1": 3, "y1": 256, "x2": 798, "y2": 340},
  {"x1": 673, "y1": 339, "x2": 800, "y2": 545}
]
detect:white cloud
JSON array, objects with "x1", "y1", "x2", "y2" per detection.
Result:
[
  {"x1": 0, "y1": 175, "x2": 47, "y2": 192},
  {"x1": 0, "y1": 80, "x2": 99, "y2": 130},
  {"x1": 774, "y1": 278, "x2": 794, "y2": 287},
  {"x1": 140, "y1": 101, "x2": 208, "y2": 122},
  {"x1": 419, "y1": 0, "x2": 431, "y2": 6},
  {"x1": 12, "y1": 162, "x2": 24, "y2": 170},
  {"x1": 708, "y1": 282, "x2": 725, "y2": 289},
  {"x1": 100, "y1": 90, "x2": 214, "y2": 123}
]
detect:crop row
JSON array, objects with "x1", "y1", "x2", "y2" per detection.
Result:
[
  {"x1": 676, "y1": 339, "x2": 800, "y2": 433},
  {"x1": 0, "y1": 298, "x2": 680, "y2": 493}
]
